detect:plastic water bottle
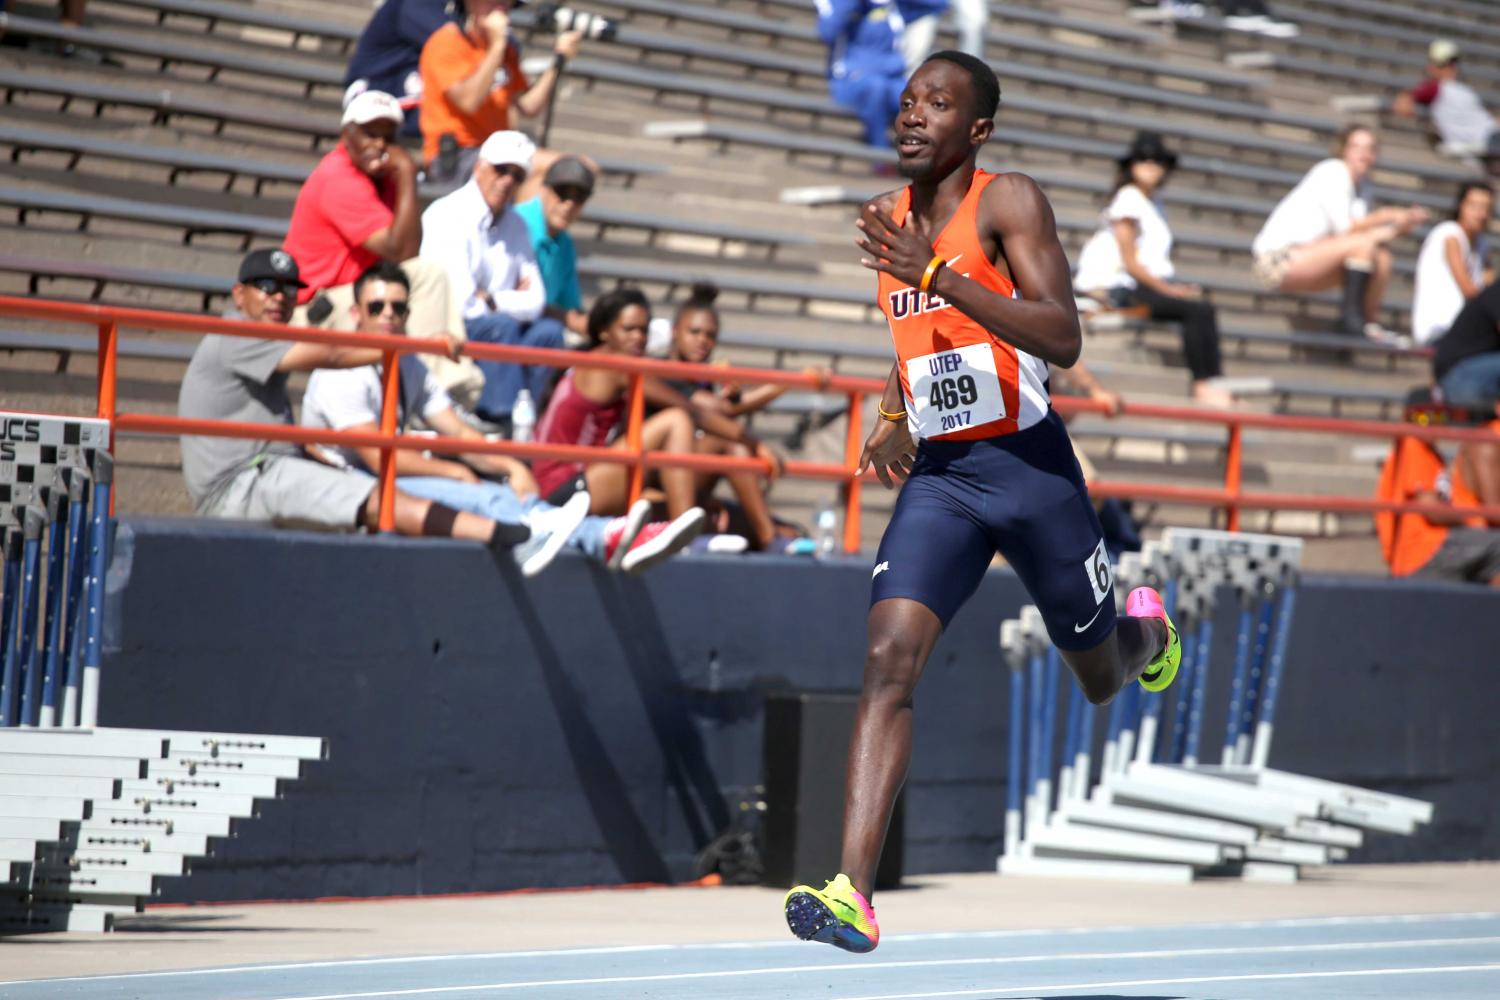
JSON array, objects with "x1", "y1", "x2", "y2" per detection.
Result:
[
  {"x1": 815, "y1": 506, "x2": 839, "y2": 559},
  {"x1": 511, "y1": 389, "x2": 536, "y2": 443}
]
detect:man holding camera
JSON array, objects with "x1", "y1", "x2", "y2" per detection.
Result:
[{"x1": 419, "y1": 0, "x2": 584, "y2": 187}]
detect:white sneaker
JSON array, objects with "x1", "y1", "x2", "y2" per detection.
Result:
[
  {"x1": 1363, "y1": 322, "x2": 1411, "y2": 348},
  {"x1": 515, "y1": 490, "x2": 590, "y2": 577},
  {"x1": 620, "y1": 507, "x2": 708, "y2": 574},
  {"x1": 1257, "y1": 19, "x2": 1299, "y2": 37},
  {"x1": 1223, "y1": 13, "x2": 1274, "y2": 31},
  {"x1": 602, "y1": 498, "x2": 653, "y2": 571}
]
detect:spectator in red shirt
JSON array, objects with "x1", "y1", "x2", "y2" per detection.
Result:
[{"x1": 284, "y1": 90, "x2": 483, "y2": 406}]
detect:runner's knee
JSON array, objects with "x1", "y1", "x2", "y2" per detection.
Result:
[{"x1": 864, "y1": 633, "x2": 924, "y2": 702}]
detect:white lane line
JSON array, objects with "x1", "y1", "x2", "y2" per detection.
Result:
[
  {"x1": 5, "y1": 910, "x2": 1497, "y2": 988},
  {"x1": 830, "y1": 962, "x2": 1500, "y2": 1000},
  {"x1": 210, "y1": 937, "x2": 1500, "y2": 1000}
]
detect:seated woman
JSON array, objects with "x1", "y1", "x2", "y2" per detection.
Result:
[
  {"x1": 658, "y1": 284, "x2": 826, "y2": 552},
  {"x1": 1413, "y1": 181, "x2": 1494, "y2": 346},
  {"x1": 1074, "y1": 132, "x2": 1234, "y2": 408},
  {"x1": 1250, "y1": 124, "x2": 1427, "y2": 343},
  {"x1": 533, "y1": 288, "x2": 779, "y2": 533}
]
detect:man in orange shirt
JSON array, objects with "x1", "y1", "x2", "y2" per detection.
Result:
[{"x1": 419, "y1": 0, "x2": 582, "y2": 185}]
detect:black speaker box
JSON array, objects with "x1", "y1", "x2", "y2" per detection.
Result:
[{"x1": 762, "y1": 690, "x2": 904, "y2": 890}]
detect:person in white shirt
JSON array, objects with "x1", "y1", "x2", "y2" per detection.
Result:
[
  {"x1": 1075, "y1": 132, "x2": 1232, "y2": 407},
  {"x1": 1413, "y1": 182, "x2": 1494, "y2": 346},
  {"x1": 420, "y1": 129, "x2": 565, "y2": 431},
  {"x1": 1393, "y1": 40, "x2": 1500, "y2": 170},
  {"x1": 1251, "y1": 125, "x2": 1427, "y2": 343},
  {"x1": 302, "y1": 261, "x2": 705, "y2": 574}
]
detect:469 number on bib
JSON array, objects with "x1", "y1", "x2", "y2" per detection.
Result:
[{"x1": 929, "y1": 375, "x2": 979, "y2": 412}]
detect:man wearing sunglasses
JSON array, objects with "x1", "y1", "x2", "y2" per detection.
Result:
[
  {"x1": 303, "y1": 261, "x2": 704, "y2": 574},
  {"x1": 178, "y1": 249, "x2": 530, "y2": 560},
  {"x1": 421, "y1": 130, "x2": 565, "y2": 435},
  {"x1": 515, "y1": 156, "x2": 594, "y2": 340}
]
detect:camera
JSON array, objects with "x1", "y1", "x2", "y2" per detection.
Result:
[{"x1": 532, "y1": 3, "x2": 620, "y2": 42}]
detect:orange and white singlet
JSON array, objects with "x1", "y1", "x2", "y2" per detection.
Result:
[{"x1": 876, "y1": 169, "x2": 1052, "y2": 441}]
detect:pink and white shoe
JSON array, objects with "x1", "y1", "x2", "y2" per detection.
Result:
[
  {"x1": 1125, "y1": 586, "x2": 1181, "y2": 692},
  {"x1": 619, "y1": 507, "x2": 708, "y2": 574},
  {"x1": 602, "y1": 499, "x2": 652, "y2": 570}
]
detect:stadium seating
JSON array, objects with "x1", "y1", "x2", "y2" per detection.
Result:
[{"x1": 0, "y1": 0, "x2": 1478, "y2": 569}]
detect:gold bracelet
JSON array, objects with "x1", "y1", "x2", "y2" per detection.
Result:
[
  {"x1": 918, "y1": 254, "x2": 946, "y2": 294},
  {"x1": 878, "y1": 403, "x2": 907, "y2": 422}
]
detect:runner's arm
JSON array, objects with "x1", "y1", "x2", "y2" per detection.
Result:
[
  {"x1": 935, "y1": 174, "x2": 1082, "y2": 367},
  {"x1": 856, "y1": 176, "x2": 1082, "y2": 367}
]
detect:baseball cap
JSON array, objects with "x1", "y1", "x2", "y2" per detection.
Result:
[
  {"x1": 543, "y1": 156, "x2": 596, "y2": 197},
  {"x1": 238, "y1": 248, "x2": 307, "y2": 288},
  {"x1": 1429, "y1": 39, "x2": 1460, "y2": 65},
  {"x1": 341, "y1": 90, "x2": 404, "y2": 128},
  {"x1": 478, "y1": 130, "x2": 537, "y2": 172}
]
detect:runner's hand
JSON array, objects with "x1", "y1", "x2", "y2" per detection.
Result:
[
  {"x1": 857, "y1": 416, "x2": 916, "y2": 490},
  {"x1": 856, "y1": 202, "x2": 936, "y2": 289}
]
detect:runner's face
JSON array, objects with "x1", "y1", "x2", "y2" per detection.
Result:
[
  {"x1": 601, "y1": 304, "x2": 649, "y2": 356},
  {"x1": 895, "y1": 62, "x2": 988, "y2": 180},
  {"x1": 672, "y1": 308, "x2": 718, "y2": 363}
]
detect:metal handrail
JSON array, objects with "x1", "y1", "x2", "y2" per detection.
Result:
[{"x1": 4, "y1": 292, "x2": 1499, "y2": 547}]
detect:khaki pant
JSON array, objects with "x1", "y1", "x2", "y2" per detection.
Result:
[{"x1": 292, "y1": 256, "x2": 486, "y2": 408}]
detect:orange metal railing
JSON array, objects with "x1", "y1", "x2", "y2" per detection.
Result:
[{"x1": 5, "y1": 292, "x2": 1500, "y2": 545}]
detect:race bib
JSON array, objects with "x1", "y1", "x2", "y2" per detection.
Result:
[{"x1": 906, "y1": 343, "x2": 1004, "y2": 438}]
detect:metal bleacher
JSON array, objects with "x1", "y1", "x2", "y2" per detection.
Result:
[{"x1": 0, "y1": 0, "x2": 1477, "y2": 567}]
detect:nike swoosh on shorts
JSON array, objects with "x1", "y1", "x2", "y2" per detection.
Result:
[{"x1": 1074, "y1": 604, "x2": 1105, "y2": 633}]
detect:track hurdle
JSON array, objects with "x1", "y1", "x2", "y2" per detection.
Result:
[
  {"x1": 997, "y1": 591, "x2": 1223, "y2": 883},
  {"x1": 999, "y1": 527, "x2": 1435, "y2": 885},
  {"x1": 0, "y1": 410, "x2": 329, "y2": 932}
]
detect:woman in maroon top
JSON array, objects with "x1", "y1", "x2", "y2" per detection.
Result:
[{"x1": 534, "y1": 288, "x2": 777, "y2": 518}]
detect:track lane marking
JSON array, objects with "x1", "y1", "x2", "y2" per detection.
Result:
[
  {"x1": 5, "y1": 911, "x2": 1497, "y2": 989},
  {"x1": 193, "y1": 937, "x2": 1500, "y2": 1000},
  {"x1": 831, "y1": 962, "x2": 1500, "y2": 1000}
]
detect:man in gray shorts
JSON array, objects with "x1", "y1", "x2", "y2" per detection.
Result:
[
  {"x1": 177, "y1": 248, "x2": 529, "y2": 553},
  {"x1": 1417, "y1": 528, "x2": 1500, "y2": 585}
]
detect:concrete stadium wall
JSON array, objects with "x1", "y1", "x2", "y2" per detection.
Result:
[{"x1": 100, "y1": 518, "x2": 1499, "y2": 903}]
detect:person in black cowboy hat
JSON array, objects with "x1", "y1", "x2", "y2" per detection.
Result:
[{"x1": 1074, "y1": 131, "x2": 1233, "y2": 408}]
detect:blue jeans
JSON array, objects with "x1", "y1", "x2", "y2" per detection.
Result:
[
  {"x1": 1439, "y1": 352, "x2": 1500, "y2": 410},
  {"x1": 465, "y1": 313, "x2": 567, "y2": 420},
  {"x1": 397, "y1": 477, "x2": 608, "y2": 559}
]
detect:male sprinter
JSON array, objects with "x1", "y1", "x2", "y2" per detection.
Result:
[{"x1": 783, "y1": 52, "x2": 1180, "y2": 953}]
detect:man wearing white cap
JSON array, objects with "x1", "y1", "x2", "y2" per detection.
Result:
[
  {"x1": 420, "y1": 130, "x2": 565, "y2": 431},
  {"x1": 1395, "y1": 40, "x2": 1500, "y2": 169},
  {"x1": 284, "y1": 90, "x2": 483, "y2": 404}
]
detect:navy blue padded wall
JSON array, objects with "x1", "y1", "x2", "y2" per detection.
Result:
[{"x1": 100, "y1": 519, "x2": 1498, "y2": 902}]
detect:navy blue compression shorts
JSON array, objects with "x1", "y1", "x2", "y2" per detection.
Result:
[{"x1": 870, "y1": 410, "x2": 1117, "y2": 651}]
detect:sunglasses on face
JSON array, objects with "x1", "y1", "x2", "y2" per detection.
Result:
[
  {"x1": 552, "y1": 185, "x2": 590, "y2": 204},
  {"x1": 250, "y1": 279, "x2": 297, "y2": 297},
  {"x1": 364, "y1": 299, "x2": 410, "y2": 318}
]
